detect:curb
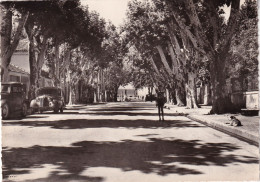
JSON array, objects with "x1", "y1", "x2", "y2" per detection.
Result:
[{"x1": 187, "y1": 115, "x2": 259, "y2": 146}]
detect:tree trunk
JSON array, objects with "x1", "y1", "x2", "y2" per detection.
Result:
[
  {"x1": 148, "y1": 87, "x2": 151, "y2": 95},
  {"x1": 25, "y1": 20, "x2": 38, "y2": 92},
  {"x1": 168, "y1": 42, "x2": 178, "y2": 74},
  {"x1": 208, "y1": 0, "x2": 240, "y2": 114},
  {"x1": 105, "y1": 90, "x2": 107, "y2": 102},
  {"x1": 210, "y1": 53, "x2": 233, "y2": 114},
  {"x1": 54, "y1": 41, "x2": 60, "y2": 86},
  {"x1": 28, "y1": 41, "x2": 37, "y2": 85},
  {"x1": 170, "y1": 89, "x2": 177, "y2": 105},
  {"x1": 166, "y1": 89, "x2": 170, "y2": 103},
  {"x1": 203, "y1": 83, "x2": 211, "y2": 105},
  {"x1": 28, "y1": 41, "x2": 38, "y2": 100},
  {"x1": 185, "y1": 72, "x2": 199, "y2": 109},
  {"x1": 113, "y1": 92, "x2": 118, "y2": 102},
  {"x1": 156, "y1": 45, "x2": 173, "y2": 76},
  {"x1": 97, "y1": 85, "x2": 100, "y2": 103},
  {"x1": 94, "y1": 91, "x2": 97, "y2": 103},
  {"x1": 175, "y1": 82, "x2": 186, "y2": 106},
  {"x1": 185, "y1": 84, "x2": 199, "y2": 109},
  {"x1": 1, "y1": 58, "x2": 10, "y2": 82},
  {"x1": 68, "y1": 84, "x2": 74, "y2": 105},
  {"x1": 1, "y1": 7, "x2": 11, "y2": 81},
  {"x1": 36, "y1": 31, "x2": 50, "y2": 87},
  {"x1": 1, "y1": 8, "x2": 29, "y2": 81},
  {"x1": 149, "y1": 57, "x2": 160, "y2": 75},
  {"x1": 113, "y1": 86, "x2": 119, "y2": 102},
  {"x1": 113, "y1": 88, "x2": 118, "y2": 102}
]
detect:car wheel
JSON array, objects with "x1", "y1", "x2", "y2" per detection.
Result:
[
  {"x1": 21, "y1": 102, "x2": 27, "y2": 117},
  {"x1": 60, "y1": 107, "x2": 63, "y2": 113},
  {"x1": 2, "y1": 104, "x2": 10, "y2": 120},
  {"x1": 39, "y1": 109, "x2": 43, "y2": 114},
  {"x1": 54, "y1": 108, "x2": 59, "y2": 113}
]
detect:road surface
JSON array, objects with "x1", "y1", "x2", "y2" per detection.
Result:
[{"x1": 2, "y1": 102, "x2": 259, "y2": 181}]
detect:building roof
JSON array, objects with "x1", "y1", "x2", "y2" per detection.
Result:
[
  {"x1": 119, "y1": 83, "x2": 135, "y2": 90},
  {"x1": 1, "y1": 82, "x2": 25, "y2": 85},
  {"x1": 9, "y1": 63, "x2": 30, "y2": 75}
]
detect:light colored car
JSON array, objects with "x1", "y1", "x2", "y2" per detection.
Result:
[{"x1": 30, "y1": 87, "x2": 65, "y2": 113}]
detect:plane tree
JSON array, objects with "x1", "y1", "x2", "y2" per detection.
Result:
[
  {"x1": 24, "y1": 1, "x2": 86, "y2": 89},
  {"x1": 101, "y1": 23, "x2": 131, "y2": 102},
  {"x1": 123, "y1": 0, "x2": 203, "y2": 108},
  {"x1": 123, "y1": 0, "x2": 172, "y2": 91},
  {"x1": 23, "y1": 0, "x2": 107, "y2": 102},
  {"x1": 60, "y1": 9, "x2": 107, "y2": 104},
  {"x1": 227, "y1": 0, "x2": 258, "y2": 91},
  {"x1": 153, "y1": 0, "x2": 241, "y2": 113},
  {"x1": 0, "y1": 1, "x2": 29, "y2": 81}
]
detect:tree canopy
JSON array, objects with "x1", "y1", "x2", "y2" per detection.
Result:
[{"x1": 1, "y1": 0, "x2": 257, "y2": 112}]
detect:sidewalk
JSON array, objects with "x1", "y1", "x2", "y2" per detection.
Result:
[{"x1": 165, "y1": 104, "x2": 259, "y2": 146}]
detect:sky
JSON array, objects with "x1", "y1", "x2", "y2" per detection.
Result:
[
  {"x1": 80, "y1": 0, "x2": 130, "y2": 27},
  {"x1": 80, "y1": 0, "x2": 246, "y2": 27},
  {"x1": 222, "y1": 0, "x2": 246, "y2": 21}
]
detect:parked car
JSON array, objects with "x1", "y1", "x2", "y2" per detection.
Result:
[
  {"x1": 1, "y1": 82, "x2": 28, "y2": 119},
  {"x1": 145, "y1": 94, "x2": 156, "y2": 102},
  {"x1": 127, "y1": 96, "x2": 140, "y2": 102},
  {"x1": 30, "y1": 87, "x2": 65, "y2": 113}
]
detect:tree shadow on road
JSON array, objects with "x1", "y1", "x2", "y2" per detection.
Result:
[
  {"x1": 79, "y1": 111, "x2": 187, "y2": 117},
  {"x1": 2, "y1": 138, "x2": 258, "y2": 181},
  {"x1": 3, "y1": 118, "x2": 205, "y2": 129},
  {"x1": 67, "y1": 107, "x2": 155, "y2": 112},
  {"x1": 35, "y1": 111, "x2": 184, "y2": 117}
]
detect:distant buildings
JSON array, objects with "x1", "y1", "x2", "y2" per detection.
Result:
[
  {"x1": 117, "y1": 83, "x2": 151, "y2": 101},
  {"x1": 7, "y1": 63, "x2": 30, "y2": 92},
  {"x1": 5, "y1": 40, "x2": 53, "y2": 94}
]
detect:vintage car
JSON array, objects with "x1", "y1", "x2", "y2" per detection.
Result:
[
  {"x1": 30, "y1": 87, "x2": 65, "y2": 113},
  {"x1": 1, "y1": 82, "x2": 28, "y2": 119},
  {"x1": 145, "y1": 94, "x2": 157, "y2": 102}
]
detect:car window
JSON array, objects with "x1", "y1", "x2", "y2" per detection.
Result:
[
  {"x1": 1, "y1": 85, "x2": 11, "y2": 93},
  {"x1": 37, "y1": 88, "x2": 61, "y2": 96},
  {"x1": 12, "y1": 86, "x2": 22, "y2": 93}
]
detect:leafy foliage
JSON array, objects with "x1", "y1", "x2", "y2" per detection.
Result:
[{"x1": 228, "y1": 0, "x2": 258, "y2": 84}]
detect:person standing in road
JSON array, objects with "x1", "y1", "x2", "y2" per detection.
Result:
[{"x1": 156, "y1": 91, "x2": 166, "y2": 121}]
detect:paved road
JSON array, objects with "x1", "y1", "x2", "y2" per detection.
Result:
[{"x1": 2, "y1": 102, "x2": 259, "y2": 181}]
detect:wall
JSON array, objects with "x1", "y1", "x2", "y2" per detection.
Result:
[
  {"x1": 196, "y1": 84, "x2": 211, "y2": 105},
  {"x1": 231, "y1": 91, "x2": 259, "y2": 110},
  {"x1": 231, "y1": 92, "x2": 246, "y2": 109},
  {"x1": 136, "y1": 87, "x2": 149, "y2": 97},
  {"x1": 11, "y1": 52, "x2": 30, "y2": 73},
  {"x1": 244, "y1": 91, "x2": 259, "y2": 109}
]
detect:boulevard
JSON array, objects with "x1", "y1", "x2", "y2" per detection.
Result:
[
  {"x1": 1, "y1": 0, "x2": 259, "y2": 181},
  {"x1": 2, "y1": 102, "x2": 259, "y2": 181}
]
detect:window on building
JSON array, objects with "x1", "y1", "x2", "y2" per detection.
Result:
[{"x1": 10, "y1": 75, "x2": 20, "y2": 82}]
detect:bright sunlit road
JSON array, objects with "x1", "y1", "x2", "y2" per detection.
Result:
[{"x1": 2, "y1": 102, "x2": 259, "y2": 181}]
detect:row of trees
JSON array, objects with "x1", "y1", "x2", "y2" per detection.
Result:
[
  {"x1": 121, "y1": 0, "x2": 258, "y2": 114},
  {"x1": 0, "y1": 0, "x2": 129, "y2": 103},
  {"x1": 1, "y1": 0, "x2": 257, "y2": 113}
]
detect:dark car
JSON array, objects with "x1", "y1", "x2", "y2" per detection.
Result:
[
  {"x1": 145, "y1": 94, "x2": 156, "y2": 102},
  {"x1": 30, "y1": 87, "x2": 65, "y2": 113},
  {"x1": 1, "y1": 82, "x2": 28, "y2": 119}
]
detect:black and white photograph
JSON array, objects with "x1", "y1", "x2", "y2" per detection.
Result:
[{"x1": 1, "y1": 0, "x2": 259, "y2": 181}]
